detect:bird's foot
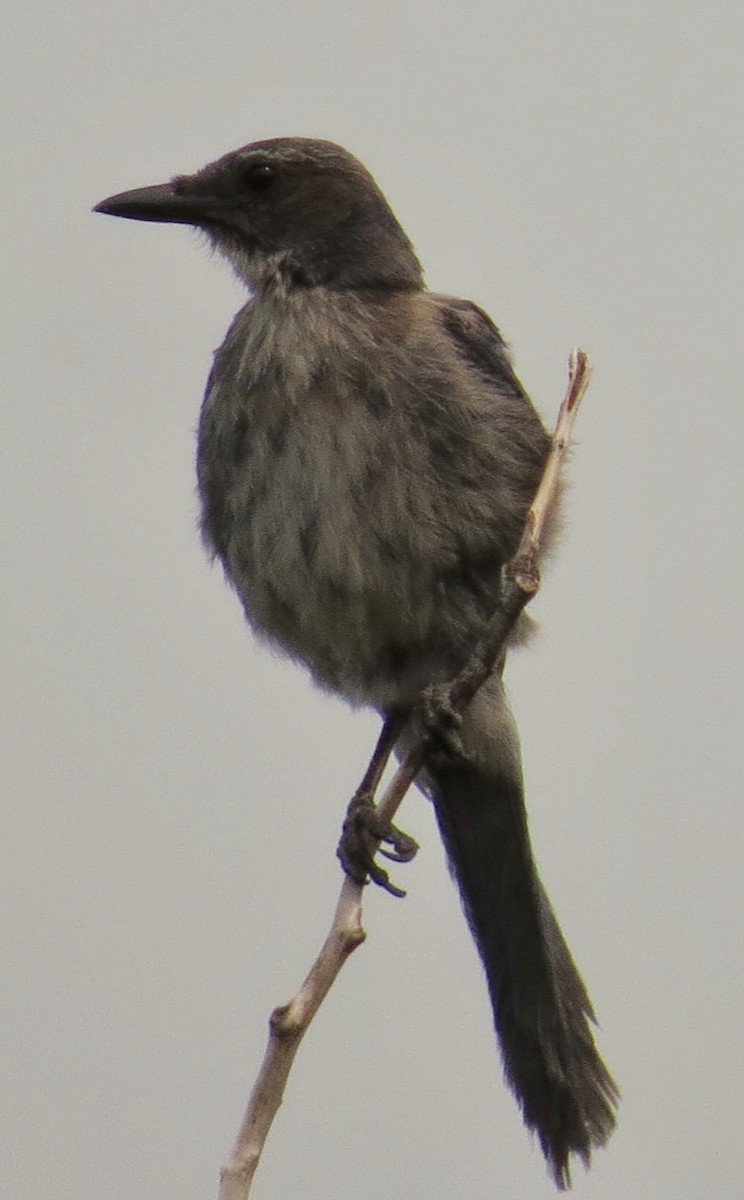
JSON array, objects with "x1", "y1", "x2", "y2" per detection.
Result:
[
  {"x1": 420, "y1": 682, "x2": 464, "y2": 761},
  {"x1": 337, "y1": 792, "x2": 418, "y2": 898}
]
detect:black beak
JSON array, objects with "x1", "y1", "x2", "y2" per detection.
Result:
[{"x1": 93, "y1": 181, "x2": 213, "y2": 226}]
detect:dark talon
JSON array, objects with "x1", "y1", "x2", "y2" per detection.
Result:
[
  {"x1": 337, "y1": 793, "x2": 418, "y2": 897},
  {"x1": 378, "y1": 846, "x2": 411, "y2": 864},
  {"x1": 367, "y1": 861, "x2": 407, "y2": 899}
]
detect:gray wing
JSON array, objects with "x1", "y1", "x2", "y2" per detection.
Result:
[{"x1": 430, "y1": 294, "x2": 532, "y2": 403}]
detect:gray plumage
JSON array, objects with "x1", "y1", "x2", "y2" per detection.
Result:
[{"x1": 95, "y1": 137, "x2": 617, "y2": 1187}]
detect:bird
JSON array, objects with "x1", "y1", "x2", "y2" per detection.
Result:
[{"x1": 94, "y1": 136, "x2": 617, "y2": 1188}]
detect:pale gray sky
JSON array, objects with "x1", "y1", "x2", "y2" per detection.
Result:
[{"x1": 3, "y1": 2, "x2": 743, "y2": 1198}]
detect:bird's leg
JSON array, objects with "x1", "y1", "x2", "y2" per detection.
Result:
[
  {"x1": 353, "y1": 710, "x2": 406, "y2": 800},
  {"x1": 337, "y1": 710, "x2": 418, "y2": 897}
]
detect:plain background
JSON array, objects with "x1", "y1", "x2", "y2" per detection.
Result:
[{"x1": 3, "y1": 2, "x2": 742, "y2": 1197}]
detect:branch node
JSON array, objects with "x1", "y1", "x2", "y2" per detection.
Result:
[
  {"x1": 338, "y1": 923, "x2": 366, "y2": 954},
  {"x1": 505, "y1": 550, "x2": 540, "y2": 593},
  {"x1": 269, "y1": 1004, "x2": 302, "y2": 1039}
]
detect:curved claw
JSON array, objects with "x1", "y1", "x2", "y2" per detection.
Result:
[
  {"x1": 366, "y1": 860, "x2": 408, "y2": 899},
  {"x1": 336, "y1": 793, "x2": 419, "y2": 898},
  {"x1": 378, "y1": 829, "x2": 418, "y2": 864}
]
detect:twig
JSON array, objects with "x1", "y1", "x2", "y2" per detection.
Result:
[
  {"x1": 218, "y1": 878, "x2": 365, "y2": 1200},
  {"x1": 217, "y1": 349, "x2": 591, "y2": 1200}
]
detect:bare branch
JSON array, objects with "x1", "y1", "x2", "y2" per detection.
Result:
[
  {"x1": 217, "y1": 349, "x2": 591, "y2": 1199},
  {"x1": 218, "y1": 879, "x2": 366, "y2": 1200}
]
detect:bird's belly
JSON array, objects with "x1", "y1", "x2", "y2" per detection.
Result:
[{"x1": 216, "y1": 429, "x2": 463, "y2": 709}]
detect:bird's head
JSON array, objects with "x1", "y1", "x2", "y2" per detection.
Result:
[{"x1": 94, "y1": 137, "x2": 423, "y2": 294}]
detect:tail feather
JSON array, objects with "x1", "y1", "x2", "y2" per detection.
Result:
[{"x1": 422, "y1": 684, "x2": 618, "y2": 1188}]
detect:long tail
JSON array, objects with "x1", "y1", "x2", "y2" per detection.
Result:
[{"x1": 422, "y1": 679, "x2": 618, "y2": 1188}]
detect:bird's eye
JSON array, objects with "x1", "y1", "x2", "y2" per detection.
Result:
[{"x1": 241, "y1": 162, "x2": 277, "y2": 192}]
